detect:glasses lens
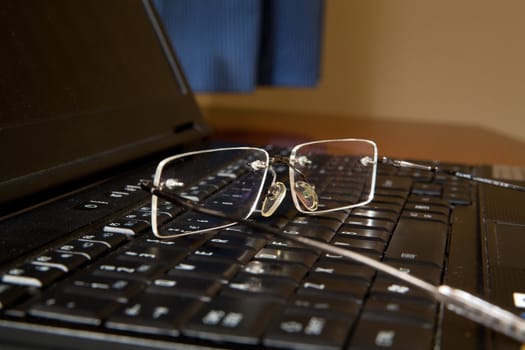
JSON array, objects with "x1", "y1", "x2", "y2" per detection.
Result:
[
  {"x1": 289, "y1": 139, "x2": 377, "y2": 213},
  {"x1": 152, "y1": 148, "x2": 269, "y2": 238}
]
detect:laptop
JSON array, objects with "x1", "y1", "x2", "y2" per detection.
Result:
[{"x1": 1, "y1": 1, "x2": 525, "y2": 349}]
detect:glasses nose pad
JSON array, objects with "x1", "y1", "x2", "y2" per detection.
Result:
[
  {"x1": 261, "y1": 181, "x2": 287, "y2": 217},
  {"x1": 294, "y1": 181, "x2": 319, "y2": 211}
]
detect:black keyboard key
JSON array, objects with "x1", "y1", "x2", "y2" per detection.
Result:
[
  {"x1": 345, "y1": 217, "x2": 395, "y2": 233},
  {"x1": 288, "y1": 294, "x2": 360, "y2": 319},
  {"x1": 146, "y1": 275, "x2": 222, "y2": 300},
  {"x1": 32, "y1": 251, "x2": 88, "y2": 272},
  {"x1": 189, "y1": 244, "x2": 255, "y2": 264},
  {"x1": 351, "y1": 208, "x2": 399, "y2": 222},
  {"x1": 266, "y1": 237, "x2": 322, "y2": 254},
  {"x1": 371, "y1": 195, "x2": 406, "y2": 207},
  {"x1": 115, "y1": 242, "x2": 187, "y2": 265},
  {"x1": 407, "y1": 195, "x2": 449, "y2": 208},
  {"x1": 78, "y1": 231, "x2": 128, "y2": 248},
  {"x1": 370, "y1": 279, "x2": 435, "y2": 303},
  {"x1": 56, "y1": 239, "x2": 109, "y2": 260},
  {"x1": 299, "y1": 274, "x2": 370, "y2": 301},
  {"x1": 401, "y1": 210, "x2": 449, "y2": 224},
  {"x1": 312, "y1": 259, "x2": 375, "y2": 281},
  {"x1": 210, "y1": 231, "x2": 267, "y2": 251},
  {"x1": 105, "y1": 294, "x2": 202, "y2": 336},
  {"x1": 290, "y1": 216, "x2": 342, "y2": 232},
  {"x1": 29, "y1": 292, "x2": 121, "y2": 326},
  {"x1": 348, "y1": 319, "x2": 434, "y2": 349},
  {"x1": 331, "y1": 236, "x2": 386, "y2": 255},
  {"x1": 412, "y1": 183, "x2": 442, "y2": 196},
  {"x1": 384, "y1": 218, "x2": 448, "y2": 268},
  {"x1": 361, "y1": 202, "x2": 403, "y2": 214},
  {"x1": 91, "y1": 258, "x2": 168, "y2": 281},
  {"x1": 134, "y1": 235, "x2": 206, "y2": 251},
  {"x1": 2, "y1": 263, "x2": 64, "y2": 288},
  {"x1": 183, "y1": 295, "x2": 283, "y2": 345},
  {"x1": 64, "y1": 275, "x2": 145, "y2": 302},
  {"x1": 169, "y1": 258, "x2": 240, "y2": 282},
  {"x1": 104, "y1": 216, "x2": 150, "y2": 236},
  {"x1": 284, "y1": 224, "x2": 336, "y2": 242},
  {"x1": 361, "y1": 298, "x2": 437, "y2": 327},
  {"x1": 223, "y1": 274, "x2": 297, "y2": 301},
  {"x1": 404, "y1": 202, "x2": 450, "y2": 217},
  {"x1": 263, "y1": 310, "x2": 354, "y2": 350},
  {"x1": 375, "y1": 175, "x2": 413, "y2": 191},
  {"x1": 378, "y1": 261, "x2": 442, "y2": 284},
  {"x1": 242, "y1": 260, "x2": 308, "y2": 283},
  {"x1": 337, "y1": 226, "x2": 391, "y2": 243},
  {"x1": 255, "y1": 248, "x2": 319, "y2": 267},
  {"x1": 0, "y1": 284, "x2": 28, "y2": 309}
]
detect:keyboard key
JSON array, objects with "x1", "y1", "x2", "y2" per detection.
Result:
[
  {"x1": 361, "y1": 298, "x2": 437, "y2": 327},
  {"x1": 287, "y1": 294, "x2": 360, "y2": 319},
  {"x1": 412, "y1": 183, "x2": 442, "y2": 196},
  {"x1": 351, "y1": 208, "x2": 399, "y2": 222},
  {"x1": 348, "y1": 319, "x2": 434, "y2": 349},
  {"x1": 375, "y1": 175, "x2": 413, "y2": 191},
  {"x1": 361, "y1": 202, "x2": 403, "y2": 214},
  {"x1": 29, "y1": 292, "x2": 121, "y2": 326},
  {"x1": 209, "y1": 231, "x2": 267, "y2": 251},
  {"x1": 105, "y1": 294, "x2": 202, "y2": 336},
  {"x1": 183, "y1": 295, "x2": 283, "y2": 345},
  {"x1": 298, "y1": 274, "x2": 370, "y2": 301},
  {"x1": 312, "y1": 259, "x2": 375, "y2": 281},
  {"x1": 169, "y1": 258, "x2": 240, "y2": 282},
  {"x1": 407, "y1": 195, "x2": 449, "y2": 208},
  {"x1": 337, "y1": 226, "x2": 391, "y2": 243},
  {"x1": 91, "y1": 258, "x2": 168, "y2": 281},
  {"x1": 2, "y1": 263, "x2": 64, "y2": 288},
  {"x1": 255, "y1": 248, "x2": 319, "y2": 267},
  {"x1": 64, "y1": 275, "x2": 145, "y2": 302},
  {"x1": 115, "y1": 242, "x2": 187, "y2": 265},
  {"x1": 242, "y1": 260, "x2": 308, "y2": 283},
  {"x1": 331, "y1": 236, "x2": 386, "y2": 255},
  {"x1": 370, "y1": 279, "x2": 434, "y2": 303},
  {"x1": 0, "y1": 284, "x2": 28, "y2": 309},
  {"x1": 223, "y1": 274, "x2": 297, "y2": 301},
  {"x1": 263, "y1": 309, "x2": 354, "y2": 350},
  {"x1": 103, "y1": 217, "x2": 150, "y2": 236},
  {"x1": 32, "y1": 251, "x2": 88, "y2": 272},
  {"x1": 384, "y1": 218, "x2": 448, "y2": 268},
  {"x1": 404, "y1": 203, "x2": 450, "y2": 217},
  {"x1": 146, "y1": 275, "x2": 222, "y2": 300},
  {"x1": 56, "y1": 239, "x2": 109, "y2": 260},
  {"x1": 189, "y1": 244, "x2": 255, "y2": 264},
  {"x1": 378, "y1": 261, "x2": 442, "y2": 284},
  {"x1": 345, "y1": 217, "x2": 395, "y2": 233},
  {"x1": 283, "y1": 224, "x2": 336, "y2": 242},
  {"x1": 78, "y1": 231, "x2": 128, "y2": 248},
  {"x1": 401, "y1": 210, "x2": 449, "y2": 224}
]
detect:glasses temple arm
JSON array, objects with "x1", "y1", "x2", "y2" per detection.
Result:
[
  {"x1": 142, "y1": 180, "x2": 525, "y2": 342},
  {"x1": 382, "y1": 157, "x2": 525, "y2": 192}
]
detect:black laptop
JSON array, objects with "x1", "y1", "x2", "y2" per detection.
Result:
[{"x1": 2, "y1": 1, "x2": 525, "y2": 349}]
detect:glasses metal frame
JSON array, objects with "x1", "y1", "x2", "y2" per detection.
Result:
[{"x1": 150, "y1": 139, "x2": 378, "y2": 238}]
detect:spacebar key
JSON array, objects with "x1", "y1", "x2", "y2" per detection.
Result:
[{"x1": 384, "y1": 218, "x2": 448, "y2": 268}]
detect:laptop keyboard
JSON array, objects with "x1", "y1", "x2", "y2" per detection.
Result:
[{"x1": 0, "y1": 149, "x2": 475, "y2": 349}]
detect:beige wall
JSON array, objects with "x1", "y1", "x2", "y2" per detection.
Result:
[{"x1": 196, "y1": 1, "x2": 525, "y2": 143}]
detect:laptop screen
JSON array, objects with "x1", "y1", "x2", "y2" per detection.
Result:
[{"x1": 0, "y1": 0, "x2": 209, "y2": 209}]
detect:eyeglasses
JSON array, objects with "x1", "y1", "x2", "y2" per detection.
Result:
[
  {"x1": 141, "y1": 138, "x2": 525, "y2": 342},
  {"x1": 150, "y1": 139, "x2": 378, "y2": 239}
]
